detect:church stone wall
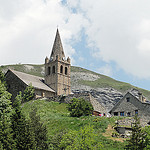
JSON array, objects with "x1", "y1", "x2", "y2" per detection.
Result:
[{"x1": 5, "y1": 71, "x2": 27, "y2": 101}]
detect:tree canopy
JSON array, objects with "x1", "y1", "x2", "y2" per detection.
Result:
[{"x1": 67, "y1": 98, "x2": 94, "y2": 117}]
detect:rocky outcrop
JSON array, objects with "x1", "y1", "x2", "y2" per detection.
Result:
[
  {"x1": 72, "y1": 88, "x2": 123, "y2": 112},
  {"x1": 71, "y1": 71, "x2": 124, "y2": 112}
]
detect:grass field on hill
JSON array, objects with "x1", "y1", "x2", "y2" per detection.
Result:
[{"x1": 22, "y1": 99, "x2": 126, "y2": 149}]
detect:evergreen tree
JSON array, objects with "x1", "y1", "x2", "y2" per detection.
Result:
[
  {"x1": 23, "y1": 84, "x2": 35, "y2": 102},
  {"x1": 11, "y1": 94, "x2": 36, "y2": 150},
  {"x1": 29, "y1": 107, "x2": 48, "y2": 150},
  {"x1": 67, "y1": 98, "x2": 94, "y2": 117},
  {"x1": 143, "y1": 126, "x2": 150, "y2": 149},
  {"x1": 0, "y1": 80, "x2": 15, "y2": 150},
  {"x1": 0, "y1": 69, "x2": 5, "y2": 83},
  {"x1": 125, "y1": 115, "x2": 147, "y2": 150}
]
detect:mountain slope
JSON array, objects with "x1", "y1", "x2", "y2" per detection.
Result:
[{"x1": 1, "y1": 64, "x2": 150, "y2": 110}]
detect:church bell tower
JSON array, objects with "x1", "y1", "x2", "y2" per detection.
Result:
[{"x1": 44, "y1": 29, "x2": 71, "y2": 96}]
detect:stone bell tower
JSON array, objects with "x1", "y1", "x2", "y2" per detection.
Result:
[{"x1": 44, "y1": 29, "x2": 71, "y2": 96}]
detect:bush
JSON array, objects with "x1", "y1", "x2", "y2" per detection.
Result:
[
  {"x1": 59, "y1": 125, "x2": 103, "y2": 150},
  {"x1": 22, "y1": 84, "x2": 35, "y2": 102},
  {"x1": 67, "y1": 98, "x2": 93, "y2": 117}
]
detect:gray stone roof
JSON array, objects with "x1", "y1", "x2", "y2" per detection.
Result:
[
  {"x1": 50, "y1": 29, "x2": 65, "y2": 61},
  {"x1": 10, "y1": 69, "x2": 55, "y2": 93}
]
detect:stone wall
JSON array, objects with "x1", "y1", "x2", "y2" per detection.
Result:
[
  {"x1": 5, "y1": 70, "x2": 27, "y2": 101},
  {"x1": 45, "y1": 58, "x2": 71, "y2": 96}
]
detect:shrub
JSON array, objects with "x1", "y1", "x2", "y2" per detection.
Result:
[
  {"x1": 22, "y1": 84, "x2": 35, "y2": 102},
  {"x1": 67, "y1": 98, "x2": 93, "y2": 117},
  {"x1": 59, "y1": 125, "x2": 103, "y2": 150}
]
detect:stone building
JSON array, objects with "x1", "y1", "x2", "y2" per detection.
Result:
[
  {"x1": 109, "y1": 91, "x2": 150, "y2": 120},
  {"x1": 5, "y1": 29, "x2": 71, "y2": 99},
  {"x1": 45, "y1": 29, "x2": 71, "y2": 95},
  {"x1": 5, "y1": 69, "x2": 55, "y2": 100}
]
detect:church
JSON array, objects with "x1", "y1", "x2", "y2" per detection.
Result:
[{"x1": 5, "y1": 29, "x2": 71, "y2": 100}]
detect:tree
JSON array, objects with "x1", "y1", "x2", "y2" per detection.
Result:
[
  {"x1": 143, "y1": 126, "x2": 150, "y2": 149},
  {"x1": 67, "y1": 98, "x2": 94, "y2": 117},
  {"x1": 59, "y1": 125, "x2": 103, "y2": 150},
  {"x1": 29, "y1": 107, "x2": 48, "y2": 150},
  {"x1": 0, "y1": 80, "x2": 15, "y2": 150},
  {"x1": 125, "y1": 115, "x2": 147, "y2": 150},
  {"x1": 22, "y1": 84, "x2": 35, "y2": 102},
  {"x1": 0, "y1": 69, "x2": 5, "y2": 83},
  {"x1": 11, "y1": 93, "x2": 36, "y2": 150}
]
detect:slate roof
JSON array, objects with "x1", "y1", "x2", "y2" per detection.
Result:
[
  {"x1": 50, "y1": 29, "x2": 65, "y2": 61},
  {"x1": 9, "y1": 69, "x2": 55, "y2": 93}
]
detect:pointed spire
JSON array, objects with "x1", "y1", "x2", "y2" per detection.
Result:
[{"x1": 50, "y1": 29, "x2": 65, "y2": 61}]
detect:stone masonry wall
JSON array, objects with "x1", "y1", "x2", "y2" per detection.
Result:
[{"x1": 5, "y1": 70, "x2": 27, "y2": 101}]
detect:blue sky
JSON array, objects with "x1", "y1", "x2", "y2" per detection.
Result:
[{"x1": 1, "y1": 0, "x2": 150, "y2": 91}]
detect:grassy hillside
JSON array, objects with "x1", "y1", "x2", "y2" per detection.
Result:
[
  {"x1": 22, "y1": 99, "x2": 126, "y2": 150},
  {"x1": 1, "y1": 64, "x2": 150, "y2": 99}
]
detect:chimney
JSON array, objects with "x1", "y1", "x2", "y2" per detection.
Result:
[{"x1": 138, "y1": 92, "x2": 143, "y2": 102}]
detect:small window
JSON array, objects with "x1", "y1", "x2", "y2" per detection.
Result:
[
  {"x1": 135, "y1": 110, "x2": 138, "y2": 115},
  {"x1": 52, "y1": 66, "x2": 55, "y2": 73},
  {"x1": 127, "y1": 112, "x2": 131, "y2": 117},
  {"x1": 60, "y1": 65, "x2": 63, "y2": 73},
  {"x1": 126, "y1": 97, "x2": 130, "y2": 102},
  {"x1": 48, "y1": 67, "x2": 51, "y2": 75},
  {"x1": 120, "y1": 112, "x2": 124, "y2": 116},
  {"x1": 65, "y1": 67, "x2": 68, "y2": 75},
  {"x1": 114, "y1": 112, "x2": 118, "y2": 116}
]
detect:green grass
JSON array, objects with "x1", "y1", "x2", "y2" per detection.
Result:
[{"x1": 22, "y1": 99, "x2": 126, "y2": 149}]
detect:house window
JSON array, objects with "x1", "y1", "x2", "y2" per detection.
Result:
[
  {"x1": 114, "y1": 112, "x2": 118, "y2": 116},
  {"x1": 52, "y1": 66, "x2": 55, "y2": 73},
  {"x1": 126, "y1": 97, "x2": 130, "y2": 102},
  {"x1": 135, "y1": 110, "x2": 138, "y2": 115},
  {"x1": 127, "y1": 112, "x2": 131, "y2": 117},
  {"x1": 48, "y1": 67, "x2": 51, "y2": 75},
  {"x1": 65, "y1": 67, "x2": 68, "y2": 75},
  {"x1": 120, "y1": 112, "x2": 124, "y2": 116},
  {"x1": 60, "y1": 65, "x2": 63, "y2": 73}
]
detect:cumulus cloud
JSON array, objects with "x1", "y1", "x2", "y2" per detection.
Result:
[
  {"x1": 66, "y1": 0, "x2": 150, "y2": 79},
  {"x1": 0, "y1": 0, "x2": 86, "y2": 65}
]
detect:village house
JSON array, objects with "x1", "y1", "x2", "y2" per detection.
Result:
[{"x1": 109, "y1": 91, "x2": 150, "y2": 121}]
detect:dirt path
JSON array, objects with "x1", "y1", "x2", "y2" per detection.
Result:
[{"x1": 102, "y1": 125, "x2": 125, "y2": 142}]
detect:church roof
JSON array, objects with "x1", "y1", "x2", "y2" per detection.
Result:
[
  {"x1": 50, "y1": 29, "x2": 65, "y2": 61},
  {"x1": 7, "y1": 69, "x2": 55, "y2": 93}
]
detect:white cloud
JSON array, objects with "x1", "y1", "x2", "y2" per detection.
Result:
[
  {"x1": 0, "y1": 0, "x2": 87, "y2": 65},
  {"x1": 67, "y1": 0, "x2": 150, "y2": 78}
]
